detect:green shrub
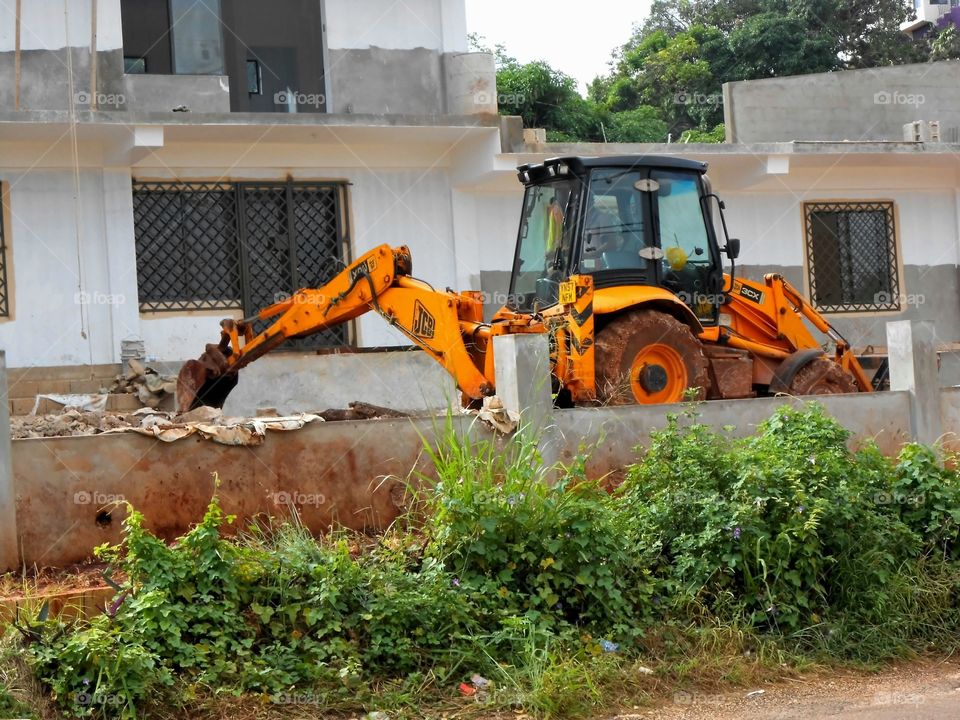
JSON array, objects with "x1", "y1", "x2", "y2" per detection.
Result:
[
  {"x1": 29, "y1": 621, "x2": 170, "y2": 719},
  {"x1": 423, "y1": 425, "x2": 653, "y2": 636},
  {"x1": 889, "y1": 444, "x2": 960, "y2": 558},
  {"x1": 622, "y1": 404, "x2": 946, "y2": 647}
]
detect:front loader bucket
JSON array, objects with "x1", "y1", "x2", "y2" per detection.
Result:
[{"x1": 176, "y1": 344, "x2": 240, "y2": 413}]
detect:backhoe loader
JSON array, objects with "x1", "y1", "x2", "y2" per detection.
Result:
[{"x1": 177, "y1": 155, "x2": 871, "y2": 412}]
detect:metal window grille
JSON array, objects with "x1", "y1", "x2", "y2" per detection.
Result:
[
  {"x1": 134, "y1": 180, "x2": 351, "y2": 348},
  {"x1": 134, "y1": 182, "x2": 242, "y2": 312},
  {"x1": 804, "y1": 202, "x2": 900, "y2": 313},
  {"x1": 0, "y1": 189, "x2": 8, "y2": 317}
]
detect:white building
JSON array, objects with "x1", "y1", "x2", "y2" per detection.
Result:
[
  {"x1": 902, "y1": 0, "x2": 960, "y2": 35},
  {"x1": 2, "y1": 1, "x2": 960, "y2": 414}
]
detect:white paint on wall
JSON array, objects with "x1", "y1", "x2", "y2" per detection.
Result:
[
  {"x1": 0, "y1": 3, "x2": 16, "y2": 52},
  {"x1": 325, "y1": 0, "x2": 450, "y2": 51},
  {"x1": 475, "y1": 192, "x2": 522, "y2": 273},
  {"x1": 0, "y1": 170, "x2": 123, "y2": 367}
]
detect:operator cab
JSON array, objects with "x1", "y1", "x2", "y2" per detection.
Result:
[{"x1": 508, "y1": 156, "x2": 728, "y2": 324}]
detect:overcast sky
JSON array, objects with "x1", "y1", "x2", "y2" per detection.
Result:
[{"x1": 464, "y1": 0, "x2": 654, "y2": 93}]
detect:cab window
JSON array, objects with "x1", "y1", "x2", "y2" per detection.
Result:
[
  {"x1": 511, "y1": 180, "x2": 575, "y2": 310},
  {"x1": 580, "y1": 168, "x2": 649, "y2": 273},
  {"x1": 653, "y1": 171, "x2": 711, "y2": 269}
]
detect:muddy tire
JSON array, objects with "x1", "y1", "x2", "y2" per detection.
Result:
[
  {"x1": 787, "y1": 357, "x2": 859, "y2": 395},
  {"x1": 594, "y1": 309, "x2": 710, "y2": 405}
]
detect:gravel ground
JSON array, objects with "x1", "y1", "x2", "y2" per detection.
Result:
[{"x1": 617, "y1": 658, "x2": 960, "y2": 720}]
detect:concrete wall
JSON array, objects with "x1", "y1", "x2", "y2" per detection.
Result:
[
  {"x1": 322, "y1": 0, "x2": 492, "y2": 116},
  {"x1": 220, "y1": 350, "x2": 458, "y2": 416},
  {"x1": 724, "y1": 61, "x2": 960, "y2": 143},
  {"x1": 0, "y1": 168, "x2": 139, "y2": 368},
  {"x1": 5, "y1": 388, "x2": 925, "y2": 569},
  {"x1": 10, "y1": 415, "x2": 480, "y2": 568},
  {"x1": 0, "y1": 0, "x2": 125, "y2": 112},
  {"x1": 719, "y1": 182, "x2": 960, "y2": 353},
  {"x1": 122, "y1": 74, "x2": 231, "y2": 114},
  {"x1": 0, "y1": 0, "x2": 493, "y2": 118}
]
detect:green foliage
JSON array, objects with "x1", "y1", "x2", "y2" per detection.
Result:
[
  {"x1": 604, "y1": 107, "x2": 669, "y2": 143},
  {"x1": 29, "y1": 622, "x2": 170, "y2": 718},
  {"x1": 622, "y1": 404, "x2": 960, "y2": 656},
  {"x1": 422, "y1": 428, "x2": 653, "y2": 636},
  {"x1": 680, "y1": 124, "x2": 725, "y2": 143},
  {"x1": 0, "y1": 685, "x2": 36, "y2": 719},
  {"x1": 585, "y1": 0, "x2": 935, "y2": 140},
  {"x1": 889, "y1": 444, "x2": 960, "y2": 559},
  {"x1": 931, "y1": 25, "x2": 960, "y2": 61},
  {"x1": 16, "y1": 405, "x2": 960, "y2": 718}
]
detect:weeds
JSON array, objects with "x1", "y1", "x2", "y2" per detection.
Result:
[{"x1": 5, "y1": 403, "x2": 960, "y2": 719}]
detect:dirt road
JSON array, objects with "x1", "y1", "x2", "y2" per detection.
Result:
[{"x1": 624, "y1": 658, "x2": 960, "y2": 720}]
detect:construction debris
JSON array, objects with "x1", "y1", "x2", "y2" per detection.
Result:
[
  {"x1": 11, "y1": 402, "x2": 414, "y2": 441},
  {"x1": 11, "y1": 409, "x2": 134, "y2": 438},
  {"x1": 316, "y1": 401, "x2": 410, "y2": 422},
  {"x1": 106, "y1": 358, "x2": 178, "y2": 409},
  {"x1": 468, "y1": 395, "x2": 520, "y2": 433},
  {"x1": 12, "y1": 407, "x2": 324, "y2": 446}
]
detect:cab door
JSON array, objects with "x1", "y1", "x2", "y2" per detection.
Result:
[{"x1": 650, "y1": 170, "x2": 723, "y2": 325}]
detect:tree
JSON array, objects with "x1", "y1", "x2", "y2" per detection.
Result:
[
  {"x1": 930, "y1": 25, "x2": 960, "y2": 61},
  {"x1": 471, "y1": 33, "x2": 607, "y2": 141},
  {"x1": 472, "y1": 0, "x2": 942, "y2": 144},
  {"x1": 727, "y1": 12, "x2": 838, "y2": 78},
  {"x1": 495, "y1": 58, "x2": 604, "y2": 141},
  {"x1": 605, "y1": 107, "x2": 670, "y2": 142},
  {"x1": 590, "y1": 0, "x2": 939, "y2": 142}
]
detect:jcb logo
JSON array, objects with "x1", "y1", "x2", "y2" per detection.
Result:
[
  {"x1": 412, "y1": 300, "x2": 436, "y2": 339},
  {"x1": 349, "y1": 257, "x2": 378, "y2": 283}
]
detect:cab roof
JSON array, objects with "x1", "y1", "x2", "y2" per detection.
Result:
[{"x1": 516, "y1": 155, "x2": 708, "y2": 185}]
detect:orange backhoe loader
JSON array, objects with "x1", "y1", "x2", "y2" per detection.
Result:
[{"x1": 177, "y1": 155, "x2": 871, "y2": 412}]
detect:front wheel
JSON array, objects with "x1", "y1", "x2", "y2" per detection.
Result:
[{"x1": 594, "y1": 309, "x2": 711, "y2": 405}]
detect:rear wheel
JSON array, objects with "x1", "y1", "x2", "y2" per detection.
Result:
[
  {"x1": 594, "y1": 309, "x2": 710, "y2": 405},
  {"x1": 787, "y1": 357, "x2": 859, "y2": 395}
]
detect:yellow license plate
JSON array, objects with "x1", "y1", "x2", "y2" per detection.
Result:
[{"x1": 559, "y1": 281, "x2": 576, "y2": 305}]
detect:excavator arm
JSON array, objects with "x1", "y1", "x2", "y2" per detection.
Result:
[
  {"x1": 707, "y1": 273, "x2": 873, "y2": 392},
  {"x1": 176, "y1": 244, "x2": 495, "y2": 412}
]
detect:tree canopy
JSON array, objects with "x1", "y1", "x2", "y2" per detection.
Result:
[{"x1": 476, "y1": 0, "x2": 954, "y2": 143}]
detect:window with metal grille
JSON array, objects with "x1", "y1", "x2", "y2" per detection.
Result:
[
  {"x1": 134, "y1": 180, "x2": 351, "y2": 348},
  {"x1": 804, "y1": 202, "x2": 900, "y2": 313},
  {"x1": 0, "y1": 187, "x2": 9, "y2": 317}
]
